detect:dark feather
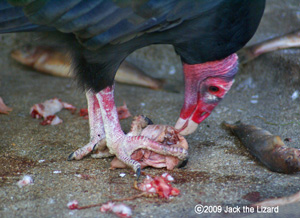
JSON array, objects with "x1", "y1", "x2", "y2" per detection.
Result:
[{"x1": 0, "y1": 0, "x2": 265, "y2": 92}]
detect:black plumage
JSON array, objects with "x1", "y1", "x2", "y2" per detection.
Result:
[{"x1": 0, "y1": 0, "x2": 265, "y2": 92}]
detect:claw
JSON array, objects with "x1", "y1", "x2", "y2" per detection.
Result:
[
  {"x1": 92, "y1": 143, "x2": 97, "y2": 151},
  {"x1": 117, "y1": 151, "x2": 142, "y2": 174},
  {"x1": 143, "y1": 116, "x2": 153, "y2": 125},
  {"x1": 176, "y1": 158, "x2": 189, "y2": 168},
  {"x1": 68, "y1": 140, "x2": 103, "y2": 160},
  {"x1": 67, "y1": 152, "x2": 75, "y2": 161},
  {"x1": 135, "y1": 167, "x2": 141, "y2": 181}
]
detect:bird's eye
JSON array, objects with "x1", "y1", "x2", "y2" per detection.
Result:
[{"x1": 209, "y1": 86, "x2": 219, "y2": 92}]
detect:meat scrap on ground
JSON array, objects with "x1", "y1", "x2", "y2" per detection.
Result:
[
  {"x1": 80, "y1": 102, "x2": 131, "y2": 120},
  {"x1": 67, "y1": 173, "x2": 180, "y2": 216},
  {"x1": 67, "y1": 200, "x2": 132, "y2": 218},
  {"x1": 0, "y1": 97, "x2": 12, "y2": 114},
  {"x1": 17, "y1": 175, "x2": 34, "y2": 188},
  {"x1": 137, "y1": 173, "x2": 180, "y2": 199},
  {"x1": 100, "y1": 202, "x2": 132, "y2": 218},
  {"x1": 116, "y1": 102, "x2": 132, "y2": 120},
  {"x1": 30, "y1": 98, "x2": 76, "y2": 125}
]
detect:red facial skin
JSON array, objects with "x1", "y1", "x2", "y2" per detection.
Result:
[
  {"x1": 192, "y1": 77, "x2": 234, "y2": 123},
  {"x1": 176, "y1": 54, "x2": 238, "y2": 135}
]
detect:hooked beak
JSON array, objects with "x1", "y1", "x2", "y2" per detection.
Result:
[{"x1": 175, "y1": 100, "x2": 215, "y2": 135}]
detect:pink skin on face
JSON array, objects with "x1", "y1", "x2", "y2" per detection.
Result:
[{"x1": 175, "y1": 54, "x2": 238, "y2": 135}]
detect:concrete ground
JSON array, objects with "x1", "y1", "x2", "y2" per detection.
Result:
[{"x1": 1, "y1": 1, "x2": 300, "y2": 217}]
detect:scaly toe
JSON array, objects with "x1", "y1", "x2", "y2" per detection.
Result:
[
  {"x1": 124, "y1": 135, "x2": 188, "y2": 160},
  {"x1": 68, "y1": 143, "x2": 95, "y2": 160},
  {"x1": 67, "y1": 152, "x2": 75, "y2": 161},
  {"x1": 68, "y1": 138, "x2": 106, "y2": 160},
  {"x1": 142, "y1": 115, "x2": 153, "y2": 125}
]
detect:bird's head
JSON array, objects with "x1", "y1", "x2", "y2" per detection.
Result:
[{"x1": 175, "y1": 54, "x2": 238, "y2": 135}]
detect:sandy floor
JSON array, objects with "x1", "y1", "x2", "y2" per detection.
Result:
[{"x1": 1, "y1": 1, "x2": 300, "y2": 217}]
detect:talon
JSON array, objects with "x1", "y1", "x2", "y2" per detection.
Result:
[
  {"x1": 176, "y1": 158, "x2": 189, "y2": 168},
  {"x1": 68, "y1": 140, "x2": 106, "y2": 160},
  {"x1": 92, "y1": 143, "x2": 97, "y2": 151},
  {"x1": 136, "y1": 167, "x2": 141, "y2": 181},
  {"x1": 67, "y1": 152, "x2": 75, "y2": 161},
  {"x1": 143, "y1": 116, "x2": 153, "y2": 125}
]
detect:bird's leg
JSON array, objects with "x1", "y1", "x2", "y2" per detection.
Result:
[
  {"x1": 68, "y1": 90, "x2": 112, "y2": 160},
  {"x1": 96, "y1": 84, "x2": 188, "y2": 177}
]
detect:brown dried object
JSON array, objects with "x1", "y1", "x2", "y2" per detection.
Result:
[
  {"x1": 11, "y1": 45, "x2": 165, "y2": 89},
  {"x1": 224, "y1": 121, "x2": 300, "y2": 173},
  {"x1": 251, "y1": 190, "x2": 300, "y2": 207},
  {"x1": 0, "y1": 97, "x2": 12, "y2": 114},
  {"x1": 238, "y1": 29, "x2": 300, "y2": 64}
]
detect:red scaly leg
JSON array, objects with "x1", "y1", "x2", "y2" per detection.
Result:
[
  {"x1": 96, "y1": 84, "x2": 188, "y2": 177},
  {"x1": 68, "y1": 90, "x2": 111, "y2": 160}
]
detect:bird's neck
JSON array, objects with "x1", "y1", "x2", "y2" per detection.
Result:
[{"x1": 182, "y1": 54, "x2": 238, "y2": 81}]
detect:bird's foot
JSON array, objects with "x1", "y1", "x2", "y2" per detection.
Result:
[
  {"x1": 107, "y1": 130, "x2": 188, "y2": 179},
  {"x1": 0, "y1": 97, "x2": 12, "y2": 114},
  {"x1": 69, "y1": 86, "x2": 188, "y2": 178},
  {"x1": 68, "y1": 138, "x2": 109, "y2": 160},
  {"x1": 68, "y1": 90, "x2": 106, "y2": 160},
  {"x1": 110, "y1": 115, "x2": 189, "y2": 171}
]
